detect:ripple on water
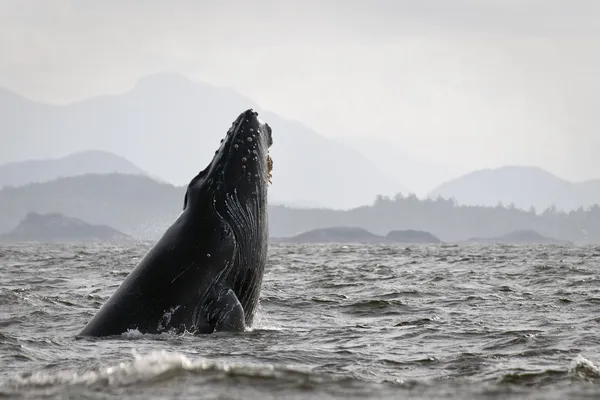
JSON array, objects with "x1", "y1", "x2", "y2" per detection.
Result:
[{"x1": 1, "y1": 243, "x2": 600, "y2": 399}]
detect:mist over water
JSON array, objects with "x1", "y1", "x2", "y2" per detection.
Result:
[
  {"x1": 2, "y1": 243, "x2": 600, "y2": 399},
  {"x1": 2, "y1": 3, "x2": 600, "y2": 400}
]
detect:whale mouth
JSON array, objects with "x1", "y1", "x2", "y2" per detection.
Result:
[{"x1": 258, "y1": 116, "x2": 273, "y2": 185}]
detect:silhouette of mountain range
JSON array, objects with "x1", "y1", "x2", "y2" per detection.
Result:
[
  {"x1": 0, "y1": 174, "x2": 182, "y2": 240},
  {"x1": 335, "y1": 136, "x2": 467, "y2": 197},
  {"x1": 0, "y1": 212, "x2": 131, "y2": 244},
  {"x1": 0, "y1": 72, "x2": 403, "y2": 209},
  {"x1": 428, "y1": 166, "x2": 600, "y2": 212},
  {"x1": 1, "y1": 173, "x2": 599, "y2": 244},
  {"x1": 467, "y1": 229, "x2": 568, "y2": 245},
  {"x1": 273, "y1": 226, "x2": 442, "y2": 244},
  {"x1": 0, "y1": 150, "x2": 149, "y2": 188},
  {"x1": 3, "y1": 73, "x2": 599, "y2": 212}
]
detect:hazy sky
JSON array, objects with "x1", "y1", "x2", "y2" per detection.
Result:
[{"x1": 1, "y1": 0, "x2": 599, "y2": 181}]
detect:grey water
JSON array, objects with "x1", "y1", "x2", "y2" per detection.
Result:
[{"x1": 2, "y1": 243, "x2": 600, "y2": 399}]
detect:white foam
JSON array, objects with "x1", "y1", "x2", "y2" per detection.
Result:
[
  {"x1": 570, "y1": 355, "x2": 600, "y2": 379},
  {"x1": 121, "y1": 328, "x2": 144, "y2": 339},
  {"x1": 248, "y1": 308, "x2": 284, "y2": 332},
  {"x1": 9, "y1": 350, "x2": 310, "y2": 389}
]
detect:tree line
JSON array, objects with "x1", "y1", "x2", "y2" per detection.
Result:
[
  {"x1": 269, "y1": 193, "x2": 600, "y2": 243},
  {"x1": 1, "y1": 175, "x2": 599, "y2": 243}
]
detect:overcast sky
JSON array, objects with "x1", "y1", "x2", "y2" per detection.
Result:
[{"x1": 1, "y1": 0, "x2": 599, "y2": 181}]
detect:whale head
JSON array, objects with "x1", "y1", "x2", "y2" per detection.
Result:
[{"x1": 183, "y1": 108, "x2": 273, "y2": 213}]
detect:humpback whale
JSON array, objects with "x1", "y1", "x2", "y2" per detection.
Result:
[{"x1": 79, "y1": 109, "x2": 273, "y2": 336}]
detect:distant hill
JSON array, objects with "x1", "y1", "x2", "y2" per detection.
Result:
[
  {"x1": 0, "y1": 150, "x2": 148, "y2": 188},
  {"x1": 0, "y1": 212, "x2": 131, "y2": 244},
  {"x1": 467, "y1": 230, "x2": 569, "y2": 245},
  {"x1": 279, "y1": 226, "x2": 383, "y2": 244},
  {"x1": 335, "y1": 136, "x2": 467, "y2": 197},
  {"x1": 0, "y1": 173, "x2": 183, "y2": 240},
  {"x1": 428, "y1": 166, "x2": 600, "y2": 212},
  {"x1": 386, "y1": 229, "x2": 441, "y2": 244},
  {"x1": 0, "y1": 72, "x2": 402, "y2": 209},
  {"x1": 1, "y1": 173, "x2": 600, "y2": 243},
  {"x1": 273, "y1": 227, "x2": 442, "y2": 244}
]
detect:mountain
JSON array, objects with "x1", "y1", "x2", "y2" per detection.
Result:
[
  {"x1": 467, "y1": 229, "x2": 569, "y2": 245},
  {"x1": 1, "y1": 173, "x2": 600, "y2": 243},
  {"x1": 0, "y1": 174, "x2": 184, "y2": 240},
  {"x1": 273, "y1": 227, "x2": 441, "y2": 244},
  {"x1": 428, "y1": 166, "x2": 600, "y2": 212},
  {"x1": 0, "y1": 212, "x2": 131, "y2": 244},
  {"x1": 0, "y1": 150, "x2": 148, "y2": 188},
  {"x1": 335, "y1": 136, "x2": 468, "y2": 197},
  {"x1": 0, "y1": 72, "x2": 402, "y2": 209},
  {"x1": 277, "y1": 226, "x2": 383, "y2": 244}
]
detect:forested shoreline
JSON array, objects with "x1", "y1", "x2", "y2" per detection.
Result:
[{"x1": 1, "y1": 175, "x2": 599, "y2": 243}]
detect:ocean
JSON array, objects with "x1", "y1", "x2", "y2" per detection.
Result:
[{"x1": 1, "y1": 243, "x2": 600, "y2": 399}]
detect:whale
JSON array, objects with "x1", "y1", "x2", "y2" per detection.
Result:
[{"x1": 79, "y1": 109, "x2": 273, "y2": 337}]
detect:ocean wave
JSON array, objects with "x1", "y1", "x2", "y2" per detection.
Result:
[
  {"x1": 570, "y1": 355, "x2": 600, "y2": 381},
  {"x1": 3, "y1": 243, "x2": 600, "y2": 399},
  {"x1": 6, "y1": 350, "x2": 319, "y2": 388}
]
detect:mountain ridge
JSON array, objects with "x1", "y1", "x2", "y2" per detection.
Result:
[
  {"x1": 428, "y1": 165, "x2": 600, "y2": 212},
  {"x1": 0, "y1": 150, "x2": 150, "y2": 188},
  {"x1": 1, "y1": 172, "x2": 599, "y2": 243},
  {"x1": 0, "y1": 211, "x2": 132, "y2": 244},
  {"x1": 0, "y1": 72, "x2": 403, "y2": 209},
  {"x1": 334, "y1": 135, "x2": 468, "y2": 197}
]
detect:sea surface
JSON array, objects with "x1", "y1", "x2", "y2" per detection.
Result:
[{"x1": 1, "y1": 243, "x2": 600, "y2": 399}]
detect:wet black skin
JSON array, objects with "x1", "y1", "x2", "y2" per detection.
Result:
[{"x1": 78, "y1": 109, "x2": 273, "y2": 337}]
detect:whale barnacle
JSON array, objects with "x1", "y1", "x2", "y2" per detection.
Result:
[
  {"x1": 267, "y1": 154, "x2": 273, "y2": 184},
  {"x1": 78, "y1": 108, "x2": 272, "y2": 338}
]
